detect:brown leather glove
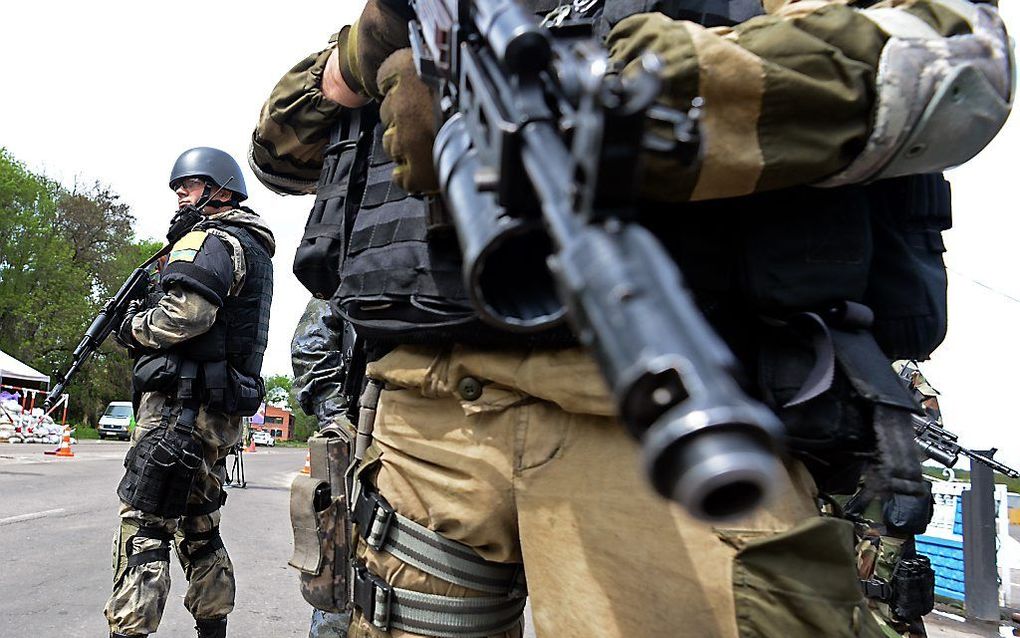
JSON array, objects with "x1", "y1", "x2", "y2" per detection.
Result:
[
  {"x1": 338, "y1": 0, "x2": 412, "y2": 100},
  {"x1": 378, "y1": 48, "x2": 439, "y2": 194}
]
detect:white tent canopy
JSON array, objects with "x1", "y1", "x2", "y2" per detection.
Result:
[{"x1": 0, "y1": 349, "x2": 50, "y2": 386}]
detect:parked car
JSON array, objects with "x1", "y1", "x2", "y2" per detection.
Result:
[
  {"x1": 98, "y1": 401, "x2": 134, "y2": 441},
  {"x1": 252, "y1": 430, "x2": 275, "y2": 447}
]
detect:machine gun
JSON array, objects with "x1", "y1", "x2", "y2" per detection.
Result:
[
  {"x1": 408, "y1": 0, "x2": 784, "y2": 521},
  {"x1": 912, "y1": 414, "x2": 1019, "y2": 479},
  {"x1": 42, "y1": 245, "x2": 171, "y2": 413}
]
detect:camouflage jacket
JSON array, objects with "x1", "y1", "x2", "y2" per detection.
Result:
[{"x1": 250, "y1": 0, "x2": 1013, "y2": 201}]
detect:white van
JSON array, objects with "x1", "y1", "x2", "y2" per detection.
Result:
[{"x1": 98, "y1": 401, "x2": 134, "y2": 441}]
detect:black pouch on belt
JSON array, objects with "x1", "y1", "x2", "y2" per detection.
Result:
[
  {"x1": 890, "y1": 555, "x2": 936, "y2": 621},
  {"x1": 117, "y1": 361, "x2": 205, "y2": 518}
]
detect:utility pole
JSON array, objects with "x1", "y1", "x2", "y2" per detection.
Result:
[{"x1": 963, "y1": 450, "x2": 1000, "y2": 623}]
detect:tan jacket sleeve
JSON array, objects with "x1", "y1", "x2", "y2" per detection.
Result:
[
  {"x1": 608, "y1": 0, "x2": 1013, "y2": 201},
  {"x1": 130, "y1": 285, "x2": 219, "y2": 350},
  {"x1": 249, "y1": 32, "x2": 349, "y2": 195}
]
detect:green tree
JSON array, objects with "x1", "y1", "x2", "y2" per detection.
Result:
[
  {"x1": 263, "y1": 373, "x2": 316, "y2": 442},
  {"x1": 0, "y1": 149, "x2": 161, "y2": 425}
]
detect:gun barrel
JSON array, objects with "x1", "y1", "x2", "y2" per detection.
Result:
[{"x1": 962, "y1": 449, "x2": 1020, "y2": 479}]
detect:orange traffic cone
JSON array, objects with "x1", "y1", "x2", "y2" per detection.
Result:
[
  {"x1": 300, "y1": 450, "x2": 311, "y2": 475},
  {"x1": 54, "y1": 425, "x2": 74, "y2": 458},
  {"x1": 246, "y1": 438, "x2": 256, "y2": 454}
]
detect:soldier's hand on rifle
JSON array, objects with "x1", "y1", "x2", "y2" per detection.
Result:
[
  {"x1": 114, "y1": 300, "x2": 144, "y2": 350},
  {"x1": 378, "y1": 48, "x2": 439, "y2": 194}
]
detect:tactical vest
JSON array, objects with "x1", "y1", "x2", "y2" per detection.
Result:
[
  {"x1": 324, "y1": 0, "x2": 950, "y2": 364},
  {"x1": 332, "y1": 115, "x2": 479, "y2": 341},
  {"x1": 181, "y1": 220, "x2": 274, "y2": 377}
]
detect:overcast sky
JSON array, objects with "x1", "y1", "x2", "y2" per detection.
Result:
[{"x1": 2, "y1": 2, "x2": 1018, "y2": 466}]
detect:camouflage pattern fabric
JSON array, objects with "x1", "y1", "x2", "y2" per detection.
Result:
[
  {"x1": 250, "y1": 39, "x2": 346, "y2": 195},
  {"x1": 104, "y1": 392, "x2": 239, "y2": 635},
  {"x1": 836, "y1": 360, "x2": 941, "y2": 638},
  {"x1": 106, "y1": 207, "x2": 274, "y2": 635},
  {"x1": 254, "y1": 1, "x2": 1010, "y2": 204},
  {"x1": 292, "y1": 299, "x2": 347, "y2": 422},
  {"x1": 291, "y1": 298, "x2": 354, "y2": 637},
  {"x1": 894, "y1": 360, "x2": 942, "y2": 423},
  {"x1": 606, "y1": 0, "x2": 1012, "y2": 201}
]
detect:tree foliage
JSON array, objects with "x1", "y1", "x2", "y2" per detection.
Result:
[
  {"x1": 263, "y1": 373, "x2": 315, "y2": 442},
  {"x1": 0, "y1": 148, "x2": 160, "y2": 425}
]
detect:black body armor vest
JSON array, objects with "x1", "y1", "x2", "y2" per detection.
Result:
[
  {"x1": 180, "y1": 221, "x2": 274, "y2": 377},
  {"x1": 333, "y1": 117, "x2": 479, "y2": 340}
]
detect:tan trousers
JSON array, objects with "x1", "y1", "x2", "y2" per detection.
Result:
[
  {"x1": 104, "y1": 392, "x2": 239, "y2": 635},
  {"x1": 348, "y1": 345, "x2": 883, "y2": 638}
]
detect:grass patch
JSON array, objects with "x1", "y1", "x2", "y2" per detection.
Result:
[
  {"x1": 276, "y1": 439, "x2": 309, "y2": 448},
  {"x1": 70, "y1": 424, "x2": 100, "y2": 439}
]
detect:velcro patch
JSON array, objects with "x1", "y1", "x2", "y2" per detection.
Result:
[{"x1": 168, "y1": 231, "x2": 208, "y2": 263}]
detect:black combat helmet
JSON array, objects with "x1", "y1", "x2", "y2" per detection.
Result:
[{"x1": 169, "y1": 147, "x2": 248, "y2": 201}]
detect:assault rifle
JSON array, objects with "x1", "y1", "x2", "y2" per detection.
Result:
[
  {"x1": 42, "y1": 246, "x2": 170, "y2": 413},
  {"x1": 895, "y1": 363, "x2": 1019, "y2": 478},
  {"x1": 407, "y1": 0, "x2": 784, "y2": 521},
  {"x1": 43, "y1": 179, "x2": 236, "y2": 413},
  {"x1": 912, "y1": 414, "x2": 1019, "y2": 479}
]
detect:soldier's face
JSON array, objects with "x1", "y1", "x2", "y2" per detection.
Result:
[{"x1": 174, "y1": 177, "x2": 207, "y2": 209}]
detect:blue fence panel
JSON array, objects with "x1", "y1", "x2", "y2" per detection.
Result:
[{"x1": 916, "y1": 534, "x2": 965, "y2": 601}]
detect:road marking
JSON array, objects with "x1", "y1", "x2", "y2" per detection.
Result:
[{"x1": 0, "y1": 508, "x2": 67, "y2": 526}]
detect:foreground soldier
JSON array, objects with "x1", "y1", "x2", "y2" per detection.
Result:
[
  {"x1": 253, "y1": 1, "x2": 1013, "y2": 635},
  {"x1": 105, "y1": 148, "x2": 275, "y2": 638}
]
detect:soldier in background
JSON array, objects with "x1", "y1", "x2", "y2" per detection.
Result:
[
  {"x1": 839, "y1": 360, "x2": 943, "y2": 638},
  {"x1": 107, "y1": 148, "x2": 275, "y2": 638},
  {"x1": 290, "y1": 298, "x2": 359, "y2": 638}
]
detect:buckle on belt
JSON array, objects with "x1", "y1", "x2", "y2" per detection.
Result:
[
  {"x1": 353, "y1": 487, "x2": 395, "y2": 551},
  {"x1": 353, "y1": 563, "x2": 393, "y2": 630}
]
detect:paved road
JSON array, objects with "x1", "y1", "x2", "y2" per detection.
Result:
[
  {"x1": 0, "y1": 440, "x2": 311, "y2": 637},
  {"x1": 1, "y1": 441, "x2": 1012, "y2": 638}
]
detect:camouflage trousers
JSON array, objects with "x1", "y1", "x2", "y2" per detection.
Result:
[
  {"x1": 104, "y1": 392, "x2": 239, "y2": 636},
  {"x1": 347, "y1": 345, "x2": 884, "y2": 638}
]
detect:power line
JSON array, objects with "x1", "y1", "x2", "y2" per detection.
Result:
[{"x1": 947, "y1": 267, "x2": 1020, "y2": 305}]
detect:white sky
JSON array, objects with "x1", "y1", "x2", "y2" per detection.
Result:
[{"x1": 1, "y1": 2, "x2": 1019, "y2": 466}]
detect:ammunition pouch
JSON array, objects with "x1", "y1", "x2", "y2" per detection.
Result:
[
  {"x1": 132, "y1": 353, "x2": 264, "y2": 418},
  {"x1": 117, "y1": 411, "x2": 203, "y2": 518},
  {"x1": 289, "y1": 426, "x2": 353, "y2": 612},
  {"x1": 890, "y1": 555, "x2": 936, "y2": 621},
  {"x1": 132, "y1": 353, "x2": 181, "y2": 395},
  {"x1": 882, "y1": 481, "x2": 935, "y2": 536},
  {"x1": 203, "y1": 360, "x2": 265, "y2": 417},
  {"x1": 294, "y1": 109, "x2": 373, "y2": 299},
  {"x1": 118, "y1": 361, "x2": 205, "y2": 518}
]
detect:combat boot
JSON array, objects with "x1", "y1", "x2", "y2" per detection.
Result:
[
  {"x1": 195, "y1": 617, "x2": 227, "y2": 638},
  {"x1": 111, "y1": 633, "x2": 146, "y2": 638}
]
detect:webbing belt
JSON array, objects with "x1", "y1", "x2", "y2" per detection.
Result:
[
  {"x1": 352, "y1": 484, "x2": 524, "y2": 595},
  {"x1": 352, "y1": 563, "x2": 526, "y2": 638}
]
